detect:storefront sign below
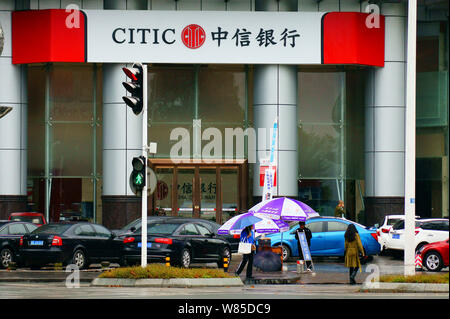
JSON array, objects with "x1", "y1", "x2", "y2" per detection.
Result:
[{"x1": 11, "y1": 10, "x2": 385, "y2": 66}]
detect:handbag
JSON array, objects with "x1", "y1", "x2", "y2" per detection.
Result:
[
  {"x1": 238, "y1": 234, "x2": 253, "y2": 254},
  {"x1": 238, "y1": 242, "x2": 252, "y2": 254}
]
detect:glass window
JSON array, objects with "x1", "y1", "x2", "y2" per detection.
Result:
[
  {"x1": 92, "y1": 224, "x2": 111, "y2": 238},
  {"x1": 0, "y1": 226, "x2": 8, "y2": 235},
  {"x1": 74, "y1": 224, "x2": 95, "y2": 236},
  {"x1": 25, "y1": 224, "x2": 38, "y2": 233},
  {"x1": 327, "y1": 221, "x2": 348, "y2": 232},
  {"x1": 180, "y1": 224, "x2": 199, "y2": 236},
  {"x1": 196, "y1": 224, "x2": 212, "y2": 236},
  {"x1": 307, "y1": 221, "x2": 324, "y2": 233},
  {"x1": 298, "y1": 125, "x2": 342, "y2": 178},
  {"x1": 198, "y1": 65, "x2": 245, "y2": 124},
  {"x1": 144, "y1": 223, "x2": 180, "y2": 235},
  {"x1": 50, "y1": 65, "x2": 94, "y2": 121},
  {"x1": 32, "y1": 224, "x2": 71, "y2": 235},
  {"x1": 8, "y1": 224, "x2": 27, "y2": 235},
  {"x1": 148, "y1": 67, "x2": 195, "y2": 123}
]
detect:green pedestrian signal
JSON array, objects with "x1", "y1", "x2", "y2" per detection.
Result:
[{"x1": 130, "y1": 156, "x2": 146, "y2": 195}]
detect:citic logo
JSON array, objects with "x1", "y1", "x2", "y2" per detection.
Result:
[{"x1": 181, "y1": 24, "x2": 206, "y2": 49}]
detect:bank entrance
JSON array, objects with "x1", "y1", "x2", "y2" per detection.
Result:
[{"x1": 149, "y1": 159, "x2": 248, "y2": 224}]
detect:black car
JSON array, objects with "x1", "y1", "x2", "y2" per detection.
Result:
[
  {"x1": 0, "y1": 221, "x2": 38, "y2": 268},
  {"x1": 121, "y1": 218, "x2": 231, "y2": 268},
  {"x1": 115, "y1": 216, "x2": 240, "y2": 253},
  {"x1": 20, "y1": 222, "x2": 124, "y2": 269}
]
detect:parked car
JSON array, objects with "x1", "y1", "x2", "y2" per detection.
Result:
[
  {"x1": 376, "y1": 215, "x2": 420, "y2": 252},
  {"x1": 387, "y1": 218, "x2": 449, "y2": 252},
  {"x1": 266, "y1": 217, "x2": 380, "y2": 261},
  {"x1": 0, "y1": 221, "x2": 38, "y2": 268},
  {"x1": 114, "y1": 216, "x2": 240, "y2": 253},
  {"x1": 9, "y1": 212, "x2": 46, "y2": 227},
  {"x1": 20, "y1": 222, "x2": 124, "y2": 269},
  {"x1": 419, "y1": 239, "x2": 449, "y2": 272},
  {"x1": 120, "y1": 218, "x2": 231, "y2": 268}
]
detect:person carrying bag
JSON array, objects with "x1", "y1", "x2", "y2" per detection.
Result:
[
  {"x1": 344, "y1": 223, "x2": 365, "y2": 285},
  {"x1": 235, "y1": 225, "x2": 256, "y2": 279}
]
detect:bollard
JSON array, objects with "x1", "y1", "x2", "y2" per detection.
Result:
[
  {"x1": 223, "y1": 257, "x2": 229, "y2": 272},
  {"x1": 296, "y1": 260, "x2": 305, "y2": 273},
  {"x1": 165, "y1": 256, "x2": 170, "y2": 267}
]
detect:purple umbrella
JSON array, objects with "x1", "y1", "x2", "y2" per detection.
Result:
[
  {"x1": 250, "y1": 197, "x2": 319, "y2": 221},
  {"x1": 218, "y1": 212, "x2": 289, "y2": 235}
]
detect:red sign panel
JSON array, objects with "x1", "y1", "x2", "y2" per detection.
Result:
[{"x1": 259, "y1": 166, "x2": 277, "y2": 187}]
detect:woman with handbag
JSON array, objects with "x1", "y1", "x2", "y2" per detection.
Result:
[
  {"x1": 235, "y1": 225, "x2": 256, "y2": 279},
  {"x1": 344, "y1": 223, "x2": 365, "y2": 285}
]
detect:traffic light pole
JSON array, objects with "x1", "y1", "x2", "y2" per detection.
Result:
[{"x1": 141, "y1": 64, "x2": 148, "y2": 268}]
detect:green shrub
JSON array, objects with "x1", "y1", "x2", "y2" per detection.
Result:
[
  {"x1": 379, "y1": 273, "x2": 448, "y2": 284},
  {"x1": 99, "y1": 264, "x2": 236, "y2": 279}
]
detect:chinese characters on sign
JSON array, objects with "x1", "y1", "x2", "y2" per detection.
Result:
[
  {"x1": 211, "y1": 27, "x2": 300, "y2": 48},
  {"x1": 177, "y1": 182, "x2": 217, "y2": 201}
]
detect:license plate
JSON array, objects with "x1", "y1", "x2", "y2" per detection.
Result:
[
  {"x1": 30, "y1": 240, "x2": 44, "y2": 246},
  {"x1": 392, "y1": 234, "x2": 400, "y2": 239},
  {"x1": 138, "y1": 242, "x2": 152, "y2": 248}
]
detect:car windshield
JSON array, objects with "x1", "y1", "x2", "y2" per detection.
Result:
[
  {"x1": 31, "y1": 224, "x2": 72, "y2": 235},
  {"x1": 10, "y1": 215, "x2": 44, "y2": 224},
  {"x1": 136, "y1": 223, "x2": 180, "y2": 235}
]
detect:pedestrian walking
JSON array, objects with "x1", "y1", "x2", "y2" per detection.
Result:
[
  {"x1": 344, "y1": 223, "x2": 365, "y2": 285},
  {"x1": 334, "y1": 200, "x2": 346, "y2": 218},
  {"x1": 235, "y1": 225, "x2": 256, "y2": 279},
  {"x1": 294, "y1": 221, "x2": 313, "y2": 271}
]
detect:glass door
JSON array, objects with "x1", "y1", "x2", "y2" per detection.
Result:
[
  {"x1": 154, "y1": 167, "x2": 173, "y2": 216},
  {"x1": 199, "y1": 168, "x2": 217, "y2": 221},
  {"x1": 177, "y1": 168, "x2": 195, "y2": 218}
]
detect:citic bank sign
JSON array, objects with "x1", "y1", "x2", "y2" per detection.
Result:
[{"x1": 11, "y1": 9, "x2": 385, "y2": 67}]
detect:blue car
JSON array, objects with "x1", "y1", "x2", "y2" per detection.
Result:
[{"x1": 266, "y1": 217, "x2": 380, "y2": 261}]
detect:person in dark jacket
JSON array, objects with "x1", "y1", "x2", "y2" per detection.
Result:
[
  {"x1": 344, "y1": 223, "x2": 365, "y2": 285},
  {"x1": 294, "y1": 221, "x2": 312, "y2": 270},
  {"x1": 235, "y1": 225, "x2": 256, "y2": 279}
]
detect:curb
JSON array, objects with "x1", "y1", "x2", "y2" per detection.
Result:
[
  {"x1": 360, "y1": 282, "x2": 449, "y2": 293},
  {"x1": 91, "y1": 277, "x2": 244, "y2": 288}
]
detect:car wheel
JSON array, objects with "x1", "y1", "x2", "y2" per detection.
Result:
[
  {"x1": 218, "y1": 247, "x2": 231, "y2": 268},
  {"x1": 424, "y1": 251, "x2": 443, "y2": 272},
  {"x1": 0, "y1": 248, "x2": 13, "y2": 269},
  {"x1": 180, "y1": 248, "x2": 191, "y2": 268},
  {"x1": 72, "y1": 249, "x2": 88, "y2": 270},
  {"x1": 281, "y1": 245, "x2": 291, "y2": 262}
]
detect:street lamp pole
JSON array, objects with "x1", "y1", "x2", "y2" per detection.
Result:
[{"x1": 404, "y1": 0, "x2": 417, "y2": 276}]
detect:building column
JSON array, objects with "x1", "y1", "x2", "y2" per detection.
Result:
[
  {"x1": 0, "y1": 3, "x2": 27, "y2": 219},
  {"x1": 253, "y1": 0, "x2": 298, "y2": 199},
  {"x1": 364, "y1": 2, "x2": 407, "y2": 225},
  {"x1": 101, "y1": 0, "x2": 147, "y2": 229}
]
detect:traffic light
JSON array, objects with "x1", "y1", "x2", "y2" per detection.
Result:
[
  {"x1": 129, "y1": 156, "x2": 146, "y2": 195},
  {"x1": 122, "y1": 63, "x2": 144, "y2": 115}
]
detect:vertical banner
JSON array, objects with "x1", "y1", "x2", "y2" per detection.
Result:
[
  {"x1": 298, "y1": 232, "x2": 312, "y2": 261},
  {"x1": 262, "y1": 117, "x2": 278, "y2": 200}
]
